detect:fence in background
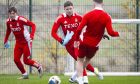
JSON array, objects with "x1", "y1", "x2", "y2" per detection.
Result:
[{"x1": 0, "y1": 0, "x2": 139, "y2": 74}]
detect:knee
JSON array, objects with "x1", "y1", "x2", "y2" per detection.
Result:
[
  {"x1": 23, "y1": 58, "x2": 29, "y2": 65},
  {"x1": 77, "y1": 57, "x2": 84, "y2": 62},
  {"x1": 14, "y1": 58, "x2": 20, "y2": 64}
]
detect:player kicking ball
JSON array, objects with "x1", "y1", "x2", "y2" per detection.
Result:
[
  {"x1": 51, "y1": 1, "x2": 106, "y2": 83},
  {"x1": 4, "y1": 7, "x2": 43, "y2": 79},
  {"x1": 74, "y1": 0, "x2": 119, "y2": 84}
]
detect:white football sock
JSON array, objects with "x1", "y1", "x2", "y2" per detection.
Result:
[
  {"x1": 77, "y1": 76, "x2": 83, "y2": 84},
  {"x1": 22, "y1": 72, "x2": 28, "y2": 76},
  {"x1": 83, "y1": 76, "x2": 88, "y2": 83},
  {"x1": 71, "y1": 71, "x2": 77, "y2": 80}
]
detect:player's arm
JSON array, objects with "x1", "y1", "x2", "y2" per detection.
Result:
[
  {"x1": 19, "y1": 17, "x2": 36, "y2": 40},
  {"x1": 75, "y1": 14, "x2": 87, "y2": 41},
  {"x1": 105, "y1": 15, "x2": 119, "y2": 37},
  {"x1": 4, "y1": 22, "x2": 11, "y2": 43},
  {"x1": 51, "y1": 16, "x2": 63, "y2": 43},
  {"x1": 4, "y1": 22, "x2": 11, "y2": 48}
]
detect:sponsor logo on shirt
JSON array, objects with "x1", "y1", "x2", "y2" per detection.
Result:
[
  {"x1": 64, "y1": 23, "x2": 79, "y2": 29},
  {"x1": 11, "y1": 27, "x2": 21, "y2": 31},
  {"x1": 10, "y1": 22, "x2": 21, "y2": 31}
]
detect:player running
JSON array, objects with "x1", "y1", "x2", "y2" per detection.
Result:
[
  {"x1": 74, "y1": 0, "x2": 120, "y2": 84},
  {"x1": 51, "y1": 1, "x2": 105, "y2": 83},
  {"x1": 4, "y1": 7, "x2": 43, "y2": 79}
]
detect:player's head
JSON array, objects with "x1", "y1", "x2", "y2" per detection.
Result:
[
  {"x1": 8, "y1": 7, "x2": 17, "y2": 19},
  {"x1": 93, "y1": 0, "x2": 103, "y2": 4},
  {"x1": 93, "y1": 0, "x2": 103, "y2": 7},
  {"x1": 64, "y1": 1, "x2": 74, "y2": 16}
]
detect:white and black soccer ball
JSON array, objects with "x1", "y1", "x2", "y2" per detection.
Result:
[{"x1": 48, "y1": 76, "x2": 61, "y2": 84}]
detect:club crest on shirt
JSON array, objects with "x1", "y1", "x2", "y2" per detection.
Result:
[
  {"x1": 10, "y1": 24, "x2": 12, "y2": 28},
  {"x1": 75, "y1": 18, "x2": 78, "y2": 22},
  {"x1": 64, "y1": 20, "x2": 67, "y2": 24}
]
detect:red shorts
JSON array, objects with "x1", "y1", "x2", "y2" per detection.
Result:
[
  {"x1": 65, "y1": 39, "x2": 78, "y2": 60},
  {"x1": 14, "y1": 41, "x2": 32, "y2": 59},
  {"x1": 78, "y1": 42, "x2": 99, "y2": 58}
]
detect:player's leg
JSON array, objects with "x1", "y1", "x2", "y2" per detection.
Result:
[
  {"x1": 83, "y1": 57, "x2": 91, "y2": 70},
  {"x1": 66, "y1": 45, "x2": 79, "y2": 83},
  {"x1": 69, "y1": 71, "x2": 77, "y2": 83},
  {"x1": 23, "y1": 42, "x2": 43, "y2": 78},
  {"x1": 66, "y1": 45, "x2": 88, "y2": 83},
  {"x1": 83, "y1": 69, "x2": 88, "y2": 84},
  {"x1": 14, "y1": 43, "x2": 28, "y2": 79},
  {"x1": 76, "y1": 44, "x2": 88, "y2": 84},
  {"x1": 75, "y1": 47, "x2": 89, "y2": 84},
  {"x1": 75, "y1": 44, "x2": 95, "y2": 74},
  {"x1": 77, "y1": 45, "x2": 102, "y2": 80},
  {"x1": 86, "y1": 64, "x2": 94, "y2": 72},
  {"x1": 76, "y1": 57, "x2": 84, "y2": 84},
  {"x1": 87, "y1": 46, "x2": 103, "y2": 80}
]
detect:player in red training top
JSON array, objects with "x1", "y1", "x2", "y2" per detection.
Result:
[
  {"x1": 51, "y1": 1, "x2": 105, "y2": 83},
  {"x1": 4, "y1": 7, "x2": 43, "y2": 79},
  {"x1": 74, "y1": 0, "x2": 119, "y2": 83}
]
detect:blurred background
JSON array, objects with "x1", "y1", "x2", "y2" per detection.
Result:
[{"x1": 0, "y1": 0, "x2": 139, "y2": 75}]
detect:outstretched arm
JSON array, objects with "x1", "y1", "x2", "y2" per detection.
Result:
[{"x1": 106, "y1": 15, "x2": 119, "y2": 37}]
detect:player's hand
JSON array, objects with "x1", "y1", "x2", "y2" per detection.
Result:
[
  {"x1": 30, "y1": 34, "x2": 34, "y2": 40},
  {"x1": 4, "y1": 41, "x2": 10, "y2": 48},
  {"x1": 103, "y1": 34, "x2": 110, "y2": 40},
  {"x1": 74, "y1": 41, "x2": 80, "y2": 48},
  {"x1": 61, "y1": 30, "x2": 74, "y2": 46}
]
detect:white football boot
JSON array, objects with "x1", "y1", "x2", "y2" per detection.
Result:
[{"x1": 94, "y1": 68, "x2": 104, "y2": 80}]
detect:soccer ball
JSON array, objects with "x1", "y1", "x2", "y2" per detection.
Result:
[{"x1": 48, "y1": 76, "x2": 61, "y2": 84}]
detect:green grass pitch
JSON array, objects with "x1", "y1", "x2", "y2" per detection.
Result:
[{"x1": 0, "y1": 74, "x2": 140, "y2": 84}]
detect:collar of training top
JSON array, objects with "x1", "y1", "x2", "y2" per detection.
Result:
[
  {"x1": 94, "y1": 7, "x2": 103, "y2": 10},
  {"x1": 9, "y1": 15, "x2": 19, "y2": 21},
  {"x1": 63, "y1": 13, "x2": 75, "y2": 17}
]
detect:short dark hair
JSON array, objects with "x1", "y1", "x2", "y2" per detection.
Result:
[
  {"x1": 8, "y1": 7, "x2": 17, "y2": 13},
  {"x1": 93, "y1": 0, "x2": 103, "y2": 3},
  {"x1": 64, "y1": 1, "x2": 73, "y2": 7}
]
